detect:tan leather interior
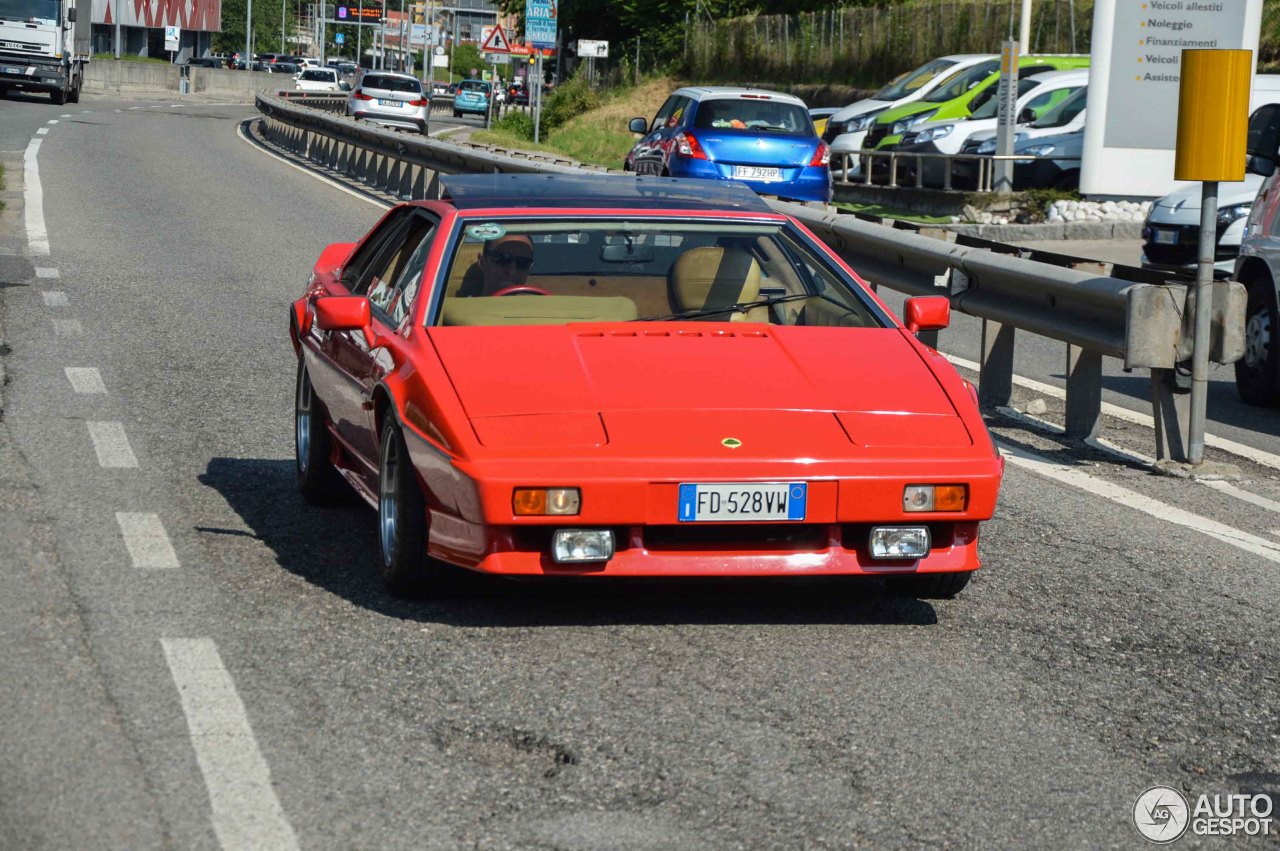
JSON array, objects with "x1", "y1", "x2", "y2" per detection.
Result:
[
  {"x1": 440, "y1": 295, "x2": 639, "y2": 326},
  {"x1": 445, "y1": 240, "x2": 486, "y2": 298},
  {"x1": 668, "y1": 246, "x2": 768, "y2": 322}
]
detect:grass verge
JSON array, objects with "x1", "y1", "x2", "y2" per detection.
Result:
[
  {"x1": 472, "y1": 76, "x2": 678, "y2": 169},
  {"x1": 91, "y1": 53, "x2": 172, "y2": 64},
  {"x1": 835, "y1": 202, "x2": 955, "y2": 225}
]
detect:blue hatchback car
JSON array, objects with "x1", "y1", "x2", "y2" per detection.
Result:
[
  {"x1": 453, "y1": 79, "x2": 490, "y2": 118},
  {"x1": 626, "y1": 86, "x2": 831, "y2": 203}
]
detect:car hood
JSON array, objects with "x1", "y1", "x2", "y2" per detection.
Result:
[
  {"x1": 428, "y1": 324, "x2": 970, "y2": 451},
  {"x1": 831, "y1": 98, "x2": 893, "y2": 122},
  {"x1": 1151, "y1": 174, "x2": 1262, "y2": 217}
]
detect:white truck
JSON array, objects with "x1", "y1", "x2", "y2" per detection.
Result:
[{"x1": 0, "y1": 0, "x2": 89, "y2": 104}]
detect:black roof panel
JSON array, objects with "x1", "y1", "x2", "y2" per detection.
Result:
[{"x1": 439, "y1": 173, "x2": 775, "y2": 213}]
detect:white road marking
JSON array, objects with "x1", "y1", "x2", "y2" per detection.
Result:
[
  {"x1": 52, "y1": 318, "x2": 82, "y2": 336},
  {"x1": 23, "y1": 136, "x2": 49, "y2": 255},
  {"x1": 237, "y1": 122, "x2": 386, "y2": 209},
  {"x1": 162, "y1": 639, "x2": 300, "y2": 851},
  {"x1": 65, "y1": 367, "x2": 106, "y2": 394},
  {"x1": 41, "y1": 290, "x2": 69, "y2": 307},
  {"x1": 116, "y1": 512, "x2": 179, "y2": 569},
  {"x1": 36, "y1": 128, "x2": 49, "y2": 136},
  {"x1": 1000, "y1": 442, "x2": 1280, "y2": 565},
  {"x1": 86, "y1": 421, "x2": 139, "y2": 468},
  {"x1": 58, "y1": 114, "x2": 69, "y2": 118},
  {"x1": 1201, "y1": 480, "x2": 1280, "y2": 515},
  {"x1": 945, "y1": 353, "x2": 1280, "y2": 472},
  {"x1": 35, "y1": 267, "x2": 60, "y2": 278}
]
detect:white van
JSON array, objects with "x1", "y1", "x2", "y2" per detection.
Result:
[{"x1": 823, "y1": 54, "x2": 997, "y2": 175}]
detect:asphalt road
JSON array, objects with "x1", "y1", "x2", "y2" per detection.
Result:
[{"x1": 1, "y1": 93, "x2": 1279, "y2": 849}]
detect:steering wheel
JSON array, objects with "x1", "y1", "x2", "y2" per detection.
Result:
[{"x1": 492, "y1": 285, "x2": 551, "y2": 297}]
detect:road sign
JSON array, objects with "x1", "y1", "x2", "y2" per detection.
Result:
[
  {"x1": 480, "y1": 25, "x2": 511, "y2": 54},
  {"x1": 335, "y1": 32, "x2": 345, "y2": 44},
  {"x1": 164, "y1": 25, "x2": 180, "y2": 52},
  {"x1": 525, "y1": 0, "x2": 557, "y2": 50},
  {"x1": 577, "y1": 39, "x2": 607, "y2": 58}
]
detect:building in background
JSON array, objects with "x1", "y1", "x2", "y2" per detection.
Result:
[{"x1": 90, "y1": 0, "x2": 222, "y2": 60}]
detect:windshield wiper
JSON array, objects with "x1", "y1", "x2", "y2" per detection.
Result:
[{"x1": 637, "y1": 291, "x2": 817, "y2": 322}]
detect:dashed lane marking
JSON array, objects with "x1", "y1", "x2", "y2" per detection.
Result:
[
  {"x1": 52, "y1": 318, "x2": 82, "y2": 336},
  {"x1": 41, "y1": 290, "x2": 68, "y2": 307},
  {"x1": 1001, "y1": 441, "x2": 1280, "y2": 565},
  {"x1": 23, "y1": 136, "x2": 48, "y2": 255},
  {"x1": 35, "y1": 267, "x2": 60, "y2": 278},
  {"x1": 116, "y1": 512, "x2": 179, "y2": 569},
  {"x1": 65, "y1": 367, "x2": 106, "y2": 394},
  {"x1": 35, "y1": 128, "x2": 49, "y2": 136},
  {"x1": 162, "y1": 639, "x2": 300, "y2": 851},
  {"x1": 86, "y1": 421, "x2": 138, "y2": 468}
]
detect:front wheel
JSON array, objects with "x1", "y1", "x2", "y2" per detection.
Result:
[
  {"x1": 1236, "y1": 275, "x2": 1280, "y2": 406},
  {"x1": 295, "y1": 359, "x2": 346, "y2": 504},
  {"x1": 883, "y1": 571, "x2": 972, "y2": 599},
  {"x1": 50, "y1": 85, "x2": 66, "y2": 105},
  {"x1": 378, "y1": 418, "x2": 451, "y2": 597},
  {"x1": 68, "y1": 77, "x2": 80, "y2": 103}
]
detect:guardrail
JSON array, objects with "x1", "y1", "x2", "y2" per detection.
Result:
[
  {"x1": 833, "y1": 149, "x2": 1084, "y2": 192},
  {"x1": 252, "y1": 91, "x2": 1242, "y2": 463}
]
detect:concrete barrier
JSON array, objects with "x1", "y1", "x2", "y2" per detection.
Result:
[
  {"x1": 84, "y1": 60, "x2": 179, "y2": 95},
  {"x1": 83, "y1": 60, "x2": 281, "y2": 101}
]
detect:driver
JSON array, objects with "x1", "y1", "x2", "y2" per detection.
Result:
[{"x1": 478, "y1": 233, "x2": 535, "y2": 296}]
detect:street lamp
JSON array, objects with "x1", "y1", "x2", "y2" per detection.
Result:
[
  {"x1": 281, "y1": 0, "x2": 286, "y2": 52},
  {"x1": 245, "y1": 0, "x2": 253, "y2": 70}
]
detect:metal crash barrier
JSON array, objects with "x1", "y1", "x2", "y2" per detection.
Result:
[{"x1": 253, "y1": 92, "x2": 1245, "y2": 462}]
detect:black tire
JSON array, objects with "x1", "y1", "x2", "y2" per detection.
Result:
[
  {"x1": 295, "y1": 359, "x2": 346, "y2": 504},
  {"x1": 50, "y1": 86, "x2": 66, "y2": 105},
  {"x1": 378, "y1": 418, "x2": 450, "y2": 597},
  {"x1": 452, "y1": 109, "x2": 460, "y2": 118},
  {"x1": 68, "y1": 79, "x2": 80, "y2": 103},
  {"x1": 1051, "y1": 170, "x2": 1080, "y2": 191},
  {"x1": 1236, "y1": 274, "x2": 1280, "y2": 406},
  {"x1": 883, "y1": 571, "x2": 972, "y2": 599}
]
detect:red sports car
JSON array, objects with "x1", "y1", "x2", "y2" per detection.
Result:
[{"x1": 290, "y1": 174, "x2": 1003, "y2": 597}]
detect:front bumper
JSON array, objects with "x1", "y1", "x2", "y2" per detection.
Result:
[{"x1": 0, "y1": 58, "x2": 67, "y2": 93}]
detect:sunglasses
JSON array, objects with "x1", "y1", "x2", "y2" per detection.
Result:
[{"x1": 484, "y1": 250, "x2": 533, "y2": 270}]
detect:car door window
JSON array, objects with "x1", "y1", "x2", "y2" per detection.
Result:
[
  {"x1": 370, "y1": 215, "x2": 438, "y2": 325},
  {"x1": 342, "y1": 208, "x2": 417, "y2": 295},
  {"x1": 1248, "y1": 104, "x2": 1280, "y2": 160},
  {"x1": 1025, "y1": 87, "x2": 1075, "y2": 120},
  {"x1": 652, "y1": 96, "x2": 680, "y2": 131},
  {"x1": 667, "y1": 97, "x2": 691, "y2": 128},
  {"x1": 365, "y1": 213, "x2": 435, "y2": 317}
]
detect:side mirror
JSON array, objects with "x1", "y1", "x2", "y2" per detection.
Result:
[
  {"x1": 66, "y1": 7, "x2": 76, "y2": 21},
  {"x1": 904, "y1": 296, "x2": 950, "y2": 334},
  {"x1": 314, "y1": 295, "x2": 372, "y2": 343},
  {"x1": 1245, "y1": 153, "x2": 1276, "y2": 177},
  {"x1": 628, "y1": 117, "x2": 649, "y2": 134},
  {"x1": 1017, "y1": 106, "x2": 1035, "y2": 124}
]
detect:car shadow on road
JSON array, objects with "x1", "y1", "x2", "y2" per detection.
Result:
[{"x1": 200, "y1": 457, "x2": 941, "y2": 628}]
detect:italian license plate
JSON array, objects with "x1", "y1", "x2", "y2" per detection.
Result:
[
  {"x1": 1153, "y1": 229, "x2": 1178, "y2": 245},
  {"x1": 378, "y1": 98, "x2": 401, "y2": 107},
  {"x1": 3, "y1": 66, "x2": 21, "y2": 75},
  {"x1": 677, "y1": 482, "x2": 807, "y2": 522},
  {"x1": 734, "y1": 165, "x2": 782, "y2": 181}
]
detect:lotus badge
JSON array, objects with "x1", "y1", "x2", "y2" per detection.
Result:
[{"x1": 722, "y1": 437, "x2": 742, "y2": 448}]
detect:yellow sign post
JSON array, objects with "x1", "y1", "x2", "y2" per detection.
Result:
[{"x1": 1174, "y1": 49, "x2": 1251, "y2": 465}]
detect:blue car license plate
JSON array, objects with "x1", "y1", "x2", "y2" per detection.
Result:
[
  {"x1": 3, "y1": 66, "x2": 22, "y2": 75},
  {"x1": 678, "y1": 482, "x2": 807, "y2": 522}
]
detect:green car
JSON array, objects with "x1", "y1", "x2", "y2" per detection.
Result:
[{"x1": 862, "y1": 55, "x2": 1091, "y2": 153}]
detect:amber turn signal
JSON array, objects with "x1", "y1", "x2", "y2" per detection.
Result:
[
  {"x1": 934, "y1": 484, "x2": 968, "y2": 511},
  {"x1": 513, "y1": 488, "x2": 581, "y2": 516}
]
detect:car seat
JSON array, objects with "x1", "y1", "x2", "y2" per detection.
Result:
[{"x1": 668, "y1": 246, "x2": 768, "y2": 321}]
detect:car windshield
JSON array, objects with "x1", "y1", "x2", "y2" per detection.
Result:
[
  {"x1": 432, "y1": 219, "x2": 886, "y2": 328},
  {"x1": 969, "y1": 77, "x2": 1041, "y2": 120},
  {"x1": 873, "y1": 58, "x2": 959, "y2": 101},
  {"x1": 693, "y1": 99, "x2": 812, "y2": 134},
  {"x1": 0, "y1": 0, "x2": 59, "y2": 21},
  {"x1": 362, "y1": 75, "x2": 421, "y2": 93},
  {"x1": 920, "y1": 60, "x2": 1000, "y2": 104},
  {"x1": 458, "y1": 80, "x2": 490, "y2": 93},
  {"x1": 1032, "y1": 86, "x2": 1087, "y2": 128}
]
